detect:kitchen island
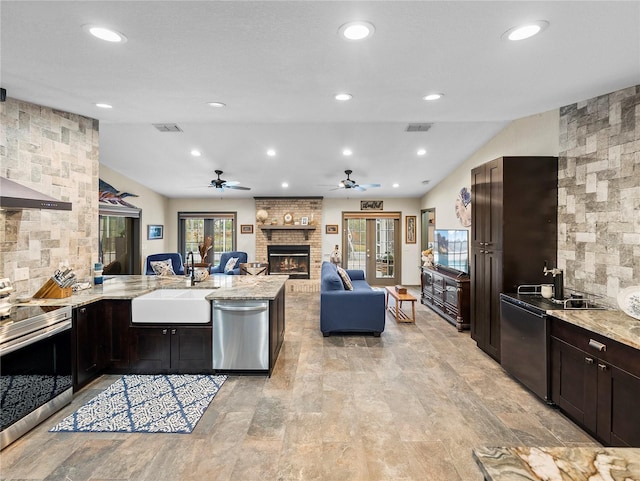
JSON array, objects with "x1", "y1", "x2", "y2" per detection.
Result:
[{"x1": 17, "y1": 274, "x2": 288, "y2": 384}]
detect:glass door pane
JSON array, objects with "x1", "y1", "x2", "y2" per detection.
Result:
[
  {"x1": 374, "y1": 218, "x2": 396, "y2": 281},
  {"x1": 345, "y1": 218, "x2": 366, "y2": 273},
  {"x1": 99, "y1": 215, "x2": 137, "y2": 274}
]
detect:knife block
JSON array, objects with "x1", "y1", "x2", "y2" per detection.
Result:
[{"x1": 33, "y1": 278, "x2": 72, "y2": 299}]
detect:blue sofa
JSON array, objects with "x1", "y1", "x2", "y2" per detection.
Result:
[
  {"x1": 209, "y1": 251, "x2": 248, "y2": 276},
  {"x1": 320, "y1": 261, "x2": 385, "y2": 337}
]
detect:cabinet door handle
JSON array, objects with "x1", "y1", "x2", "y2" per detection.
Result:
[
  {"x1": 162, "y1": 329, "x2": 168, "y2": 335},
  {"x1": 598, "y1": 363, "x2": 608, "y2": 371},
  {"x1": 485, "y1": 251, "x2": 492, "y2": 254},
  {"x1": 171, "y1": 329, "x2": 177, "y2": 335},
  {"x1": 79, "y1": 307, "x2": 86, "y2": 314},
  {"x1": 588, "y1": 339, "x2": 606, "y2": 352},
  {"x1": 585, "y1": 357, "x2": 594, "y2": 364}
]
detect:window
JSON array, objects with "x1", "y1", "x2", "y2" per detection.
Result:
[{"x1": 178, "y1": 212, "x2": 236, "y2": 265}]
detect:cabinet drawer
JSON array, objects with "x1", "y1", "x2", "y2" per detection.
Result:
[{"x1": 551, "y1": 317, "x2": 640, "y2": 377}]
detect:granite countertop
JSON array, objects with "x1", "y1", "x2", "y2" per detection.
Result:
[
  {"x1": 548, "y1": 308, "x2": 640, "y2": 351},
  {"x1": 18, "y1": 274, "x2": 288, "y2": 308},
  {"x1": 473, "y1": 446, "x2": 640, "y2": 481}
]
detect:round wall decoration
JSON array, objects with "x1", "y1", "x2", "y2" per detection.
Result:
[
  {"x1": 455, "y1": 187, "x2": 471, "y2": 227},
  {"x1": 283, "y1": 212, "x2": 294, "y2": 225}
]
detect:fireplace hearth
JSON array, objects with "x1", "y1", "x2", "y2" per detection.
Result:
[{"x1": 268, "y1": 245, "x2": 310, "y2": 279}]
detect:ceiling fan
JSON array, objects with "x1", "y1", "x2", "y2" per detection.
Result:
[
  {"x1": 334, "y1": 169, "x2": 381, "y2": 191},
  {"x1": 208, "y1": 170, "x2": 251, "y2": 191}
]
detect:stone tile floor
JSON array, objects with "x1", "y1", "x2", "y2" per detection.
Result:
[{"x1": 0, "y1": 289, "x2": 597, "y2": 480}]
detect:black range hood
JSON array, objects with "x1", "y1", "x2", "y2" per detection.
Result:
[{"x1": 0, "y1": 177, "x2": 72, "y2": 211}]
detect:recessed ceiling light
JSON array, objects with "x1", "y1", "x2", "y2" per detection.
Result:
[
  {"x1": 392, "y1": 183, "x2": 399, "y2": 188},
  {"x1": 417, "y1": 148, "x2": 427, "y2": 156},
  {"x1": 83, "y1": 25, "x2": 127, "y2": 43},
  {"x1": 339, "y1": 21, "x2": 375, "y2": 41},
  {"x1": 207, "y1": 102, "x2": 226, "y2": 108},
  {"x1": 190, "y1": 150, "x2": 201, "y2": 157},
  {"x1": 334, "y1": 93, "x2": 353, "y2": 101},
  {"x1": 281, "y1": 182, "x2": 289, "y2": 188},
  {"x1": 342, "y1": 148, "x2": 353, "y2": 156},
  {"x1": 267, "y1": 149, "x2": 276, "y2": 157},
  {"x1": 503, "y1": 20, "x2": 549, "y2": 41},
  {"x1": 423, "y1": 93, "x2": 443, "y2": 101},
  {"x1": 95, "y1": 103, "x2": 113, "y2": 109}
]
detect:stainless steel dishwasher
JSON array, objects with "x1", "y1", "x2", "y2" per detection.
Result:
[{"x1": 212, "y1": 300, "x2": 269, "y2": 370}]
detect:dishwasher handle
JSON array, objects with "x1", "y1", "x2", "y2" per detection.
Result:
[
  {"x1": 213, "y1": 304, "x2": 268, "y2": 313},
  {"x1": 500, "y1": 298, "x2": 546, "y2": 319}
]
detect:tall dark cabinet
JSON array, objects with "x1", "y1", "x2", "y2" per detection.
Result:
[{"x1": 470, "y1": 156, "x2": 558, "y2": 361}]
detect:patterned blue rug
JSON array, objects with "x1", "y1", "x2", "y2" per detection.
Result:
[{"x1": 50, "y1": 374, "x2": 227, "y2": 434}]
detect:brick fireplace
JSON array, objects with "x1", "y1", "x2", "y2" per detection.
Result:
[
  {"x1": 268, "y1": 245, "x2": 311, "y2": 279},
  {"x1": 255, "y1": 197, "x2": 323, "y2": 291}
]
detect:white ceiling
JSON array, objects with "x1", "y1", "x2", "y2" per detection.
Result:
[{"x1": 2, "y1": 1, "x2": 639, "y2": 199}]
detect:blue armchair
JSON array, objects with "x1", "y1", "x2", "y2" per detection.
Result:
[
  {"x1": 210, "y1": 251, "x2": 248, "y2": 275},
  {"x1": 145, "y1": 253, "x2": 185, "y2": 275}
]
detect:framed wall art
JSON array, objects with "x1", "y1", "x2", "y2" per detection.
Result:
[
  {"x1": 147, "y1": 224, "x2": 163, "y2": 240},
  {"x1": 326, "y1": 224, "x2": 339, "y2": 234},
  {"x1": 405, "y1": 216, "x2": 416, "y2": 244},
  {"x1": 240, "y1": 224, "x2": 254, "y2": 234}
]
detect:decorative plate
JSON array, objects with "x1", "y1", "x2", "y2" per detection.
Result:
[
  {"x1": 617, "y1": 286, "x2": 640, "y2": 320},
  {"x1": 283, "y1": 212, "x2": 294, "y2": 225}
]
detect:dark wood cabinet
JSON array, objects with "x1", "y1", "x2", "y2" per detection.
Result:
[
  {"x1": 129, "y1": 326, "x2": 212, "y2": 374},
  {"x1": 73, "y1": 302, "x2": 106, "y2": 390},
  {"x1": 420, "y1": 266, "x2": 470, "y2": 331},
  {"x1": 550, "y1": 318, "x2": 640, "y2": 447},
  {"x1": 470, "y1": 156, "x2": 558, "y2": 361},
  {"x1": 102, "y1": 300, "x2": 130, "y2": 371}
]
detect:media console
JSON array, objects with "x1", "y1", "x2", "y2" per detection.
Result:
[{"x1": 420, "y1": 265, "x2": 470, "y2": 331}]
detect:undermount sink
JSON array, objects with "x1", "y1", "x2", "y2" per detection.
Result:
[{"x1": 132, "y1": 289, "x2": 215, "y2": 324}]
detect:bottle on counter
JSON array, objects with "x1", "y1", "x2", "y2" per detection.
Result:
[{"x1": 94, "y1": 262, "x2": 103, "y2": 285}]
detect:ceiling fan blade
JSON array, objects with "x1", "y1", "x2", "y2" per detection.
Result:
[
  {"x1": 358, "y1": 183, "x2": 381, "y2": 189},
  {"x1": 225, "y1": 185, "x2": 251, "y2": 191},
  {"x1": 354, "y1": 185, "x2": 367, "y2": 191},
  {"x1": 225, "y1": 180, "x2": 240, "y2": 186}
]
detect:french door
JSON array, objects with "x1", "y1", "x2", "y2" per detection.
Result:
[{"x1": 343, "y1": 213, "x2": 400, "y2": 286}]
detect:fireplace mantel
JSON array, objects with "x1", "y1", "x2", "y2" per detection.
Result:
[{"x1": 259, "y1": 225, "x2": 316, "y2": 241}]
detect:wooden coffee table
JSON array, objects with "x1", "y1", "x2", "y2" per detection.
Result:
[{"x1": 384, "y1": 286, "x2": 416, "y2": 323}]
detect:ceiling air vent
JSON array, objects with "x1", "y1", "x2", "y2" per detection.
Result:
[
  {"x1": 153, "y1": 123, "x2": 183, "y2": 132},
  {"x1": 405, "y1": 123, "x2": 432, "y2": 132}
]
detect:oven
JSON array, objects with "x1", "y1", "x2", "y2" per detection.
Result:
[{"x1": 0, "y1": 305, "x2": 73, "y2": 450}]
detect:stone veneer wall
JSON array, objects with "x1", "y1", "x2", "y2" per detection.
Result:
[
  {"x1": 558, "y1": 85, "x2": 640, "y2": 306},
  {"x1": 255, "y1": 197, "x2": 323, "y2": 292},
  {"x1": 0, "y1": 98, "x2": 99, "y2": 298}
]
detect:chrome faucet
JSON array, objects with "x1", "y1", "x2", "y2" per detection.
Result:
[
  {"x1": 186, "y1": 251, "x2": 196, "y2": 286},
  {"x1": 543, "y1": 261, "x2": 564, "y2": 300}
]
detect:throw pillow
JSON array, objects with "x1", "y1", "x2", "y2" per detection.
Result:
[
  {"x1": 150, "y1": 259, "x2": 175, "y2": 276},
  {"x1": 224, "y1": 257, "x2": 239, "y2": 273},
  {"x1": 336, "y1": 266, "x2": 353, "y2": 291}
]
